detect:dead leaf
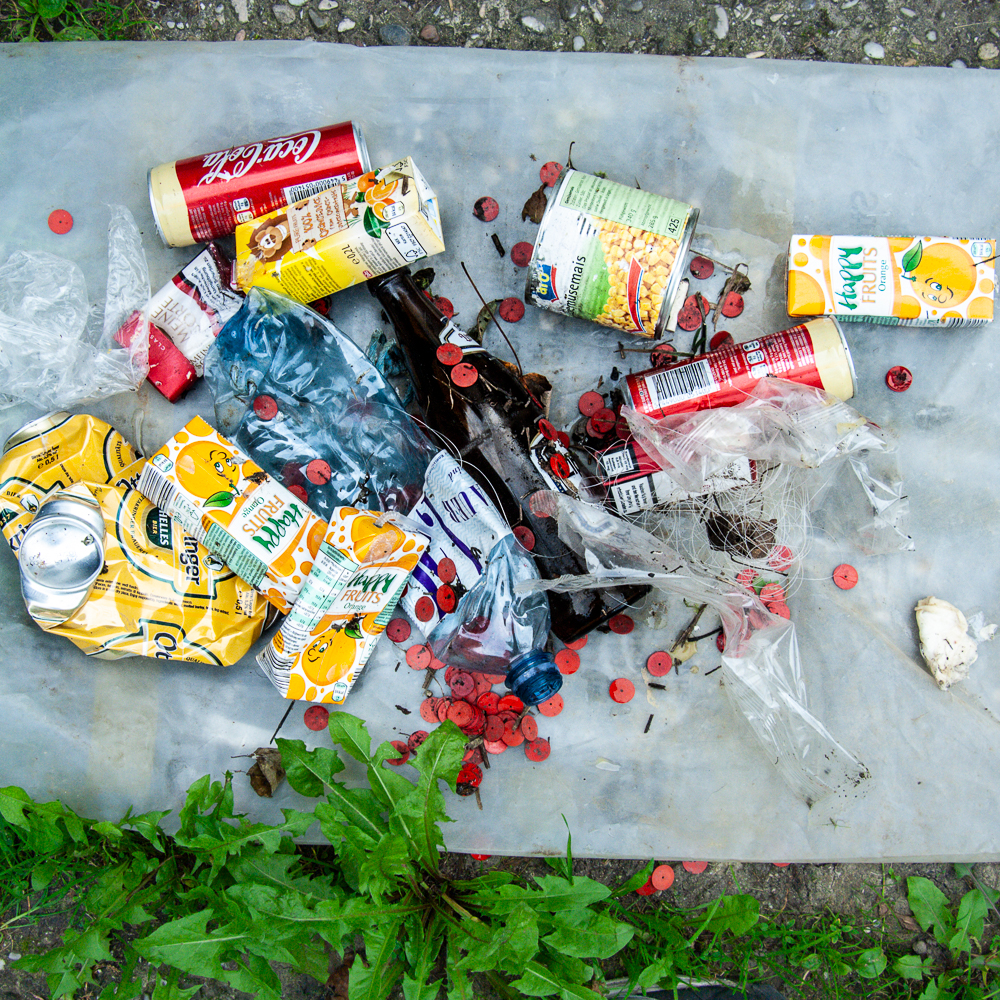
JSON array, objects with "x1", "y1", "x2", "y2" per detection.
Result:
[
  {"x1": 521, "y1": 372, "x2": 552, "y2": 413},
  {"x1": 473, "y1": 300, "x2": 501, "y2": 343},
  {"x1": 326, "y1": 949, "x2": 354, "y2": 1000},
  {"x1": 896, "y1": 913, "x2": 920, "y2": 932},
  {"x1": 411, "y1": 267, "x2": 436, "y2": 291},
  {"x1": 521, "y1": 184, "x2": 547, "y2": 224},
  {"x1": 711, "y1": 264, "x2": 752, "y2": 327},
  {"x1": 248, "y1": 747, "x2": 285, "y2": 797}
]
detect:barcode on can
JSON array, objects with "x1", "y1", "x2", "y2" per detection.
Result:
[
  {"x1": 282, "y1": 174, "x2": 349, "y2": 205},
  {"x1": 645, "y1": 359, "x2": 717, "y2": 410}
]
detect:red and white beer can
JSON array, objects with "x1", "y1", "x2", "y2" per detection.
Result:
[
  {"x1": 148, "y1": 121, "x2": 370, "y2": 247},
  {"x1": 623, "y1": 318, "x2": 856, "y2": 420}
]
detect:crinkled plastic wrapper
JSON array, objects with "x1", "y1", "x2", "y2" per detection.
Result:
[
  {"x1": 0, "y1": 206, "x2": 150, "y2": 410},
  {"x1": 204, "y1": 287, "x2": 435, "y2": 520}
]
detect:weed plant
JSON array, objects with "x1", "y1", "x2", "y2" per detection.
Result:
[
  {"x1": 0, "y1": 0, "x2": 148, "y2": 42},
  {"x1": 0, "y1": 712, "x2": 997, "y2": 1000}
]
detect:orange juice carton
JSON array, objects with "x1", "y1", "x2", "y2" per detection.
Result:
[
  {"x1": 257, "y1": 507, "x2": 428, "y2": 704},
  {"x1": 137, "y1": 416, "x2": 324, "y2": 613},
  {"x1": 233, "y1": 157, "x2": 445, "y2": 304},
  {"x1": 787, "y1": 235, "x2": 996, "y2": 327}
]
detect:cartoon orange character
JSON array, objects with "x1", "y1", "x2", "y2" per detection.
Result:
[
  {"x1": 175, "y1": 439, "x2": 259, "y2": 509},
  {"x1": 901, "y1": 241, "x2": 977, "y2": 308},
  {"x1": 300, "y1": 617, "x2": 361, "y2": 686}
]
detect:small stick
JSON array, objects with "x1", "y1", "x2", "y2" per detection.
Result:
[
  {"x1": 648, "y1": 682, "x2": 667, "y2": 691},
  {"x1": 491, "y1": 233, "x2": 506, "y2": 257},
  {"x1": 270, "y1": 701, "x2": 295, "y2": 745},
  {"x1": 643, "y1": 714, "x2": 653, "y2": 734},
  {"x1": 460, "y1": 261, "x2": 524, "y2": 378},
  {"x1": 705, "y1": 665, "x2": 722, "y2": 676},
  {"x1": 689, "y1": 626, "x2": 723, "y2": 642},
  {"x1": 474, "y1": 787, "x2": 483, "y2": 810},
  {"x1": 670, "y1": 603, "x2": 709, "y2": 654}
]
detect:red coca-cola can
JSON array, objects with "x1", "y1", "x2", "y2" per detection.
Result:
[
  {"x1": 148, "y1": 121, "x2": 370, "y2": 247},
  {"x1": 623, "y1": 318, "x2": 857, "y2": 419}
]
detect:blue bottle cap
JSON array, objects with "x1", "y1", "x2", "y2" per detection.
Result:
[{"x1": 506, "y1": 648, "x2": 563, "y2": 706}]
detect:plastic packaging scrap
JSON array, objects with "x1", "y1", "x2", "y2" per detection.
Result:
[
  {"x1": 518, "y1": 491, "x2": 871, "y2": 810},
  {"x1": 915, "y1": 596, "x2": 997, "y2": 691},
  {"x1": 0, "y1": 206, "x2": 149, "y2": 410},
  {"x1": 258, "y1": 507, "x2": 428, "y2": 703},
  {"x1": 204, "y1": 287, "x2": 434, "y2": 520},
  {"x1": 428, "y1": 533, "x2": 562, "y2": 706}
]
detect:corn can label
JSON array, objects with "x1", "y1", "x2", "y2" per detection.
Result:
[
  {"x1": 258, "y1": 507, "x2": 428, "y2": 703},
  {"x1": 137, "y1": 416, "x2": 324, "y2": 613},
  {"x1": 787, "y1": 235, "x2": 996, "y2": 327},
  {"x1": 526, "y1": 169, "x2": 698, "y2": 337}
]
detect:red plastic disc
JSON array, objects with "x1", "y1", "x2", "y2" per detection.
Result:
[
  {"x1": 537, "y1": 693, "x2": 563, "y2": 717},
  {"x1": 499, "y1": 297, "x2": 525, "y2": 322},
  {"x1": 677, "y1": 295, "x2": 708, "y2": 331},
  {"x1": 436, "y1": 343, "x2": 463, "y2": 365},
  {"x1": 886, "y1": 366, "x2": 913, "y2": 392},
  {"x1": 485, "y1": 716, "x2": 504, "y2": 742},
  {"x1": 609, "y1": 678, "x2": 635, "y2": 703},
  {"x1": 759, "y1": 583, "x2": 786, "y2": 604},
  {"x1": 436, "y1": 699, "x2": 452, "y2": 722},
  {"x1": 538, "y1": 418, "x2": 557, "y2": 440},
  {"x1": 709, "y1": 330, "x2": 734, "y2": 351},
  {"x1": 433, "y1": 296, "x2": 454, "y2": 318},
  {"x1": 414, "y1": 595, "x2": 435, "y2": 622},
  {"x1": 773, "y1": 862, "x2": 791, "y2": 868},
  {"x1": 832, "y1": 563, "x2": 859, "y2": 590},
  {"x1": 549, "y1": 454, "x2": 571, "y2": 479},
  {"x1": 473, "y1": 196, "x2": 499, "y2": 222},
  {"x1": 303, "y1": 705, "x2": 329, "y2": 731},
  {"x1": 511, "y1": 242, "x2": 534, "y2": 267},
  {"x1": 646, "y1": 651, "x2": 673, "y2": 677},
  {"x1": 437, "y1": 557, "x2": 457, "y2": 583},
  {"x1": 689, "y1": 255, "x2": 714, "y2": 279},
  {"x1": 48, "y1": 209, "x2": 73, "y2": 234},
  {"x1": 768, "y1": 602, "x2": 791, "y2": 620},
  {"x1": 502, "y1": 720, "x2": 525, "y2": 746},
  {"x1": 736, "y1": 568, "x2": 757, "y2": 587},
  {"x1": 715, "y1": 633, "x2": 726, "y2": 653},
  {"x1": 436, "y1": 583, "x2": 457, "y2": 614},
  {"x1": 525, "y1": 737, "x2": 551, "y2": 761},
  {"x1": 498, "y1": 694, "x2": 524, "y2": 713},
  {"x1": 649, "y1": 343, "x2": 675, "y2": 368},
  {"x1": 513, "y1": 525, "x2": 535, "y2": 551},
  {"x1": 448, "y1": 701, "x2": 475, "y2": 728},
  {"x1": 767, "y1": 546, "x2": 793, "y2": 572},
  {"x1": 608, "y1": 613, "x2": 634, "y2": 635},
  {"x1": 528, "y1": 492, "x2": 552, "y2": 518},
  {"x1": 478, "y1": 691, "x2": 500, "y2": 714},
  {"x1": 484, "y1": 738, "x2": 508, "y2": 755},
  {"x1": 405, "y1": 644, "x2": 432, "y2": 670},
  {"x1": 578, "y1": 390, "x2": 605, "y2": 417},
  {"x1": 651, "y1": 864, "x2": 675, "y2": 890},
  {"x1": 539, "y1": 161, "x2": 563, "y2": 186},
  {"x1": 720, "y1": 291, "x2": 744, "y2": 317},
  {"x1": 419, "y1": 698, "x2": 439, "y2": 724},
  {"x1": 387, "y1": 741, "x2": 410, "y2": 766},
  {"x1": 253, "y1": 394, "x2": 278, "y2": 421},
  {"x1": 288, "y1": 484, "x2": 309, "y2": 503},
  {"x1": 564, "y1": 635, "x2": 588, "y2": 651},
  {"x1": 305, "y1": 459, "x2": 332, "y2": 485},
  {"x1": 458, "y1": 763, "x2": 483, "y2": 787},
  {"x1": 449, "y1": 670, "x2": 476, "y2": 699},
  {"x1": 589, "y1": 407, "x2": 617, "y2": 436},
  {"x1": 407, "y1": 730, "x2": 429, "y2": 753},
  {"x1": 451, "y1": 362, "x2": 479, "y2": 387},
  {"x1": 386, "y1": 618, "x2": 411, "y2": 643},
  {"x1": 470, "y1": 852, "x2": 492, "y2": 860},
  {"x1": 521, "y1": 715, "x2": 538, "y2": 741},
  {"x1": 555, "y1": 648, "x2": 580, "y2": 675},
  {"x1": 636, "y1": 880, "x2": 656, "y2": 896},
  {"x1": 683, "y1": 860, "x2": 709, "y2": 874}
]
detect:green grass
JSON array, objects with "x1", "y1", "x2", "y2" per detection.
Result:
[{"x1": 0, "y1": 0, "x2": 150, "y2": 43}]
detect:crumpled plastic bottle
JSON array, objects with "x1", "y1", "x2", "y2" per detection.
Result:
[
  {"x1": 427, "y1": 534, "x2": 562, "y2": 706},
  {"x1": 204, "y1": 287, "x2": 435, "y2": 519}
]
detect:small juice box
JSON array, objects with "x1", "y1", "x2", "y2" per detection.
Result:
[
  {"x1": 257, "y1": 507, "x2": 428, "y2": 704},
  {"x1": 787, "y1": 235, "x2": 996, "y2": 327},
  {"x1": 234, "y1": 157, "x2": 445, "y2": 303},
  {"x1": 137, "y1": 416, "x2": 324, "y2": 613}
]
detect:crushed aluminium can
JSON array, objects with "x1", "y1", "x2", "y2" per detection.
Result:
[
  {"x1": 148, "y1": 121, "x2": 371, "y2": 247},
  {"x1": 525, "y1": 168, "x2": 699, "y2": 338},
  {"x1": 623, "y1": 318, "x2": 856, "y2": 420}
]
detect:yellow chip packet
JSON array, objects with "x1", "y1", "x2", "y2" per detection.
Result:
[
  {"x1": 138, "y1": 416, "x2": 325, "y2": 613},
  {"x1": 234, "y1": 156, "x2": 445, "y2": 303},
  {"x1": 258, "y1": 507, "x2": 428, "y2": 703}
]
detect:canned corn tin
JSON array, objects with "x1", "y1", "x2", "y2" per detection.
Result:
[
  {"x1": 148, "y1": 121, "x2": 371, "y2": 247},
  {"x1": 525, "y1": 168, "x2": 699, "y2": 338}
]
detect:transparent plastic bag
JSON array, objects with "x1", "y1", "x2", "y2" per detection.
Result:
[
  {"x1": 204, "y1": 287, "x2": 435, "y2": 520},
  {"x1": 0, "y1": 205, "x2": 149, "y2": 410},
  {"x1": 519, "y1": 491, "x2": 871, "y2": 809}
]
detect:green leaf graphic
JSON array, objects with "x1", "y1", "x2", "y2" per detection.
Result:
[
  {"x1": 901, "y1": 241, "x2": 923, "y2": 275},
  {"x1": 364, "y1": 207, "x2": 385, "y2": 240},
  {"x1": 203, "y1": 491, "x2": 233, "y2": 508}
]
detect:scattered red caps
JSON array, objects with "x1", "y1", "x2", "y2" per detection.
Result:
[
  {"x1": 649, "y1": 343, "x2": 676, "y2": 368},
  {"x1": 473, "y1": 196, "x2": 499, "y2": 222},
  {"x1": 689, "y1": 255, "x2": 714, "y2": 279},
  {"x1": 578, "y1": 390, "x2": 605, "y2": 417},
  {"x1": 832, "y1": 563, "x2": 859, "y2": 589},
  {"x1": 303, "y1": 705, "x2": 329, "y2": 731},
  {"x1": 498, "y1": 694, "x2": 524, "y2": 713},
  {"x1": 720, "y1": 291, "x2": 744, "y2": 317},
  {"x1": 564, "y1": 635, "x2": 588, "y2": 651},
  {"x1": 513, "y1": 525, "x2": 536, "y2": 551},
  {"x1": 430, "y1": 657, "x2": 445, "y2": 672},
  {"x1": 539, "y1": 161, "x2": 563, "y2": 186},
  {"x1": 615, "y1": 415, "x2": 631, "y2": 440},
  {"x1": 436, "y1": 699, "x2": 452, "y2": 723},
  {"x1": 635, "y1": 879, "x2": 656, "y2": 896},
  {"x1": 609, "y1": 678, "x2": 635, "y2": 703},
  {"x1": 537, "y1": 693, "x2": 563, "y2": 717},
  {"x1": 736, "y1": 568, "x2": 757, "y2": 587},
  {"x1": 387, "y1": 740, "x2": 410, "y2": 765},
  {"x1": 768, "y1": 602, "x2": 791, "y2": 620},
  {"x1": 420, "y1": 698, "x2": 439, "y2": 724},
  {"x1": 288, "y1": 484, "x2": 309, "y2": 504},
  {"x1": 437, "y1": 557, "x2": 457, "y2": 583},
  {"x1": 608, "y1": 613, "x2": 634, "y2": 635},
  {"x1": 253, "y1": 394, "x2": 278, "y2": 421},
  {"x1": 447, "y1": 701, "x2": 475, "y2": 728},
  {"x1": 485, "y1": 716, "x2": 504, "y2": 741},
  {"x1": 436, "y1": 583, "x2": 457, "y2": 614},
  {"x1": 458, "y1": 763, "x2": 483, "y2": 787},
  {"x1": 886, "y1": 365, "x2": 913, "y2": 392},
  {"x1": 451, "y1": 362, "x2": 479, "y2": 387},
  {"x1": 525, "y1": 737, "x2": 551, "y2": 761},
  {"x1": 555, "y1": 648, "x2": 580, "y2": 675},
  {"x1": 405, "y1": 644, "x2": 432, "y2": 670},
  {"x1": 767, "y1": 546, "x2": 793, "y2": 572},
  {"x1": 521, "y1": 715, "x2": 538, "y2": 741},
  {"x1": 386, "y1": 618, "x2": 411, "y2": 643},
  {"x1": 436, "y1": 343, "x2": 463, "y2": 365},
  {"x1": 450, "y1": 671, "x2": 476, "y2": 698},
  {"x1": 677, "y1": 295, "x2": 708, "y2": 331},
  {"x1": 414, "y1": 595, "x2": 436, "y2": 622},
  {"x1": 478, "y1": 691, "x2": 500, "y2": 713},
  {"x1": 470, "y1": 852, "x2": 492, "y2": 860},
  {"x1": 499, "y1": 297, "x2": 525, "y2": 322},
  {"x1": 709, "y1": 330, "x2": 734, "y2": 350},
  {"x1": 759, "y1": 583, "x2": 786, "y2": 604},
  {"x1": 48, "y1": 209, "x2": 73, "y2": 234},
  {"x1": 511, "y1": 242, "x2": 533, "y2": 267},
  {"x1": 651, "y1": 864, "x2": 675, "y2": 890},
  {"x1": 538, "y1": 418, "x2": 557, "y2": 440},
  {"x1": 433, "y1": 296, "x2": 454, "y2": 318},
  {"x1": 549, "y1": 454, "x2": 571, "y2": 479},
  {"x1": 591, "y1": 407, "x2": 618, "y2": 435},
  {"x1": 407, "y1": 730, "x2": 429, "y2": 753},
  {"x1": 484, "y1": 738, "x2": 508, "y2": 755},
  {"x1": 502, "y1": 720, "x2": 525, "y2": 746},
  {"x1": 646, "y1": 651, "x2": 673, "y2": 677},
  {"x1": 482, "y1": 671, "x2": 506, "y2": 685},
  {"x1": 683, "y1": 860, "x2": 709, "y2": 874},
  {"x1": 305, "y1": 459, "x2": 332, "y2": 485}
]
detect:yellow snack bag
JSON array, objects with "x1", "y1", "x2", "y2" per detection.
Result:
[
  {"x1": 137, "y1": 415, "x2": 324, "y2": 613},
  {"x1": 234, "y1": 157, "x2": 445, "y2": 304},
  {"x1": 258, "y1": 507, "x2": 428, "y2": 703}
]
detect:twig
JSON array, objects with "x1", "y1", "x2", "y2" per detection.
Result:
[
  {"x1": 269, "y1": 701, "x2": 295, "y2": 744},
  {"x1": 670, "y1": 603, "x2": 708, "y2": 654},
  {"x1": 460, "y1": 261, "x2": 524, "y2": 376}
]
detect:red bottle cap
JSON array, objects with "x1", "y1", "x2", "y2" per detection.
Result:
[
  {"x1": 473, "y1": 196, "x2": 499, "y2": 222},
  {"x1": 886, "y1": 366, "x2": 913, "y2": 391},
  {"x1": 646, "y1": 651, "x2": 673, "y2": 677},
  {"x1": 48, "y1": 209, "x2": 73, "y2": 234},
  {"x1": 511, "y1": 242, "x2": 533, "y2": 267},
  {"x1": 524, "y1": 737, "x2": 550, "y2": 761},
  {"x1": 405, "y1": 644, "x2": 432, "y2": 670},
  {"x1": 539, "y1": 161, "x2": 563, "y2": 186},
  {"x1": 437, "y1": 557, "x2": 457, "y2": 583},
  {"x1": 578, "y1": 390, "x2": 605, "y2": 416},
  {"x1": 436, "y1": 343, "x2": 463, "y2": 365},
  {"x1": 386, "y1": 618, "x2": 411, "y2": 643},
  {"x1": 555, "y1": 648, "x2": 580, "y2": 675},
  {"x1": 253, "y1": 394, "x2": 278, "y2": 420},
  {"x1": 689, "y1": 255, "x2": 714, "y2": 279},
  {"x1": 303, "y1": 705, "x2": 329, "y2": 731},
  {"x1": 609, "y1": 678, "x2": 635, "y2": 703},
  {"x1": 832, "y1": 564, "x2": 859, "y2": 589},
  {"x1": 499, "y1": 297, "x2": 525, "y2": 322}
]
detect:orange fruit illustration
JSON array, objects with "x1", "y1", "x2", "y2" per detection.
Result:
[
  {"x1": 301, "y1": 625, "x2": 358, "y2": 686},
  {"x1": 905, "y1": 242, "x2": 977, "y2": 307},
  {"x1": 787, "y1": 270, "x2": 827, "y2": 316}
]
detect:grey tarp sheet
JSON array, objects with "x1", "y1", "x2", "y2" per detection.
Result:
[{"x1": 1, "y1": 42, "x2": 999, "y2": 860}]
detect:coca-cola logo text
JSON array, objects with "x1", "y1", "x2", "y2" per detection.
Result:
[{"x1": 196, "y1": 131, "x2": 322, "y2": 186}]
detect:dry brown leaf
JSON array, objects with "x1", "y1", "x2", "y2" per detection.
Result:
[
  {"x1": 896, "y1": 912, "x2": 920, "y2": 932},
  {"x1": 326, "y1": 949, "x2": 354, "y2": 1000},
  {"x1": 248, "y1": 747, "x2": 285, "y2": 797},
  {"x1": 522, "y1": 184, "x2": 547, "y2": 224}
]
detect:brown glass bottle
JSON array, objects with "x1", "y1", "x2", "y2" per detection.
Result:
[{"x1": 369, "y1": 267, "x2": 648, "y2": 643}]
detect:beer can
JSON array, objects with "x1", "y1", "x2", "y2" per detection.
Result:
[
  {"x1": 623, "y1": 318, "x2": 857, "y2": 420},
  {"x1": 148, "y1": 121, "x2": 371, "y2": 247},
  {"x1": 525, "y1": 168, "x2": 699, "y2": 338}
]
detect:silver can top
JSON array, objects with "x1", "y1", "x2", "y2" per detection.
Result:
[{"x1": 3, "y1": 412, "x2": 72, "y2": 456}]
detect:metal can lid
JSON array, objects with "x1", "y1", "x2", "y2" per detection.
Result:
[{"x1": 3, "y1": 411, "x2": 73, "y2": 456}]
